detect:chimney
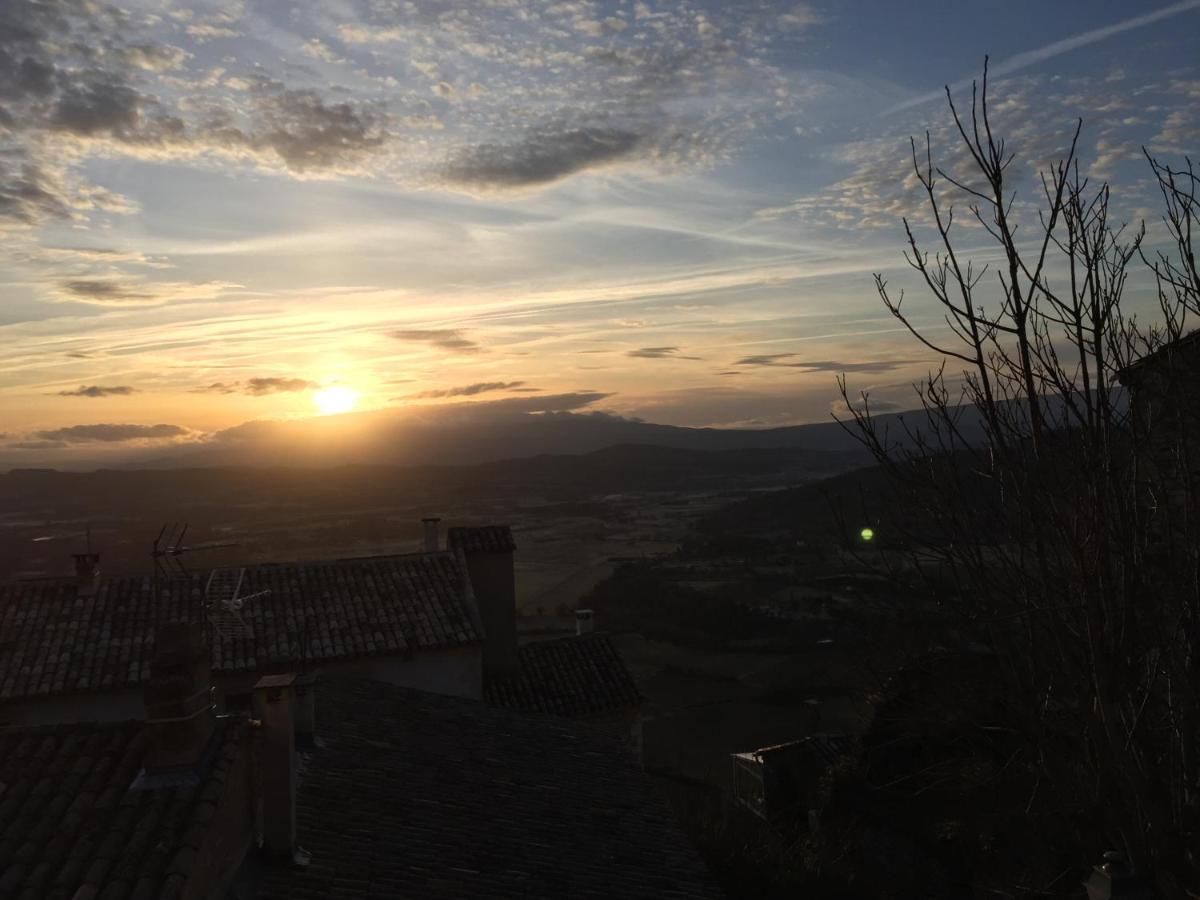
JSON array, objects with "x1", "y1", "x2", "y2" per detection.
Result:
[
  {"x1": 575, "y1": 608, "x2": 595, "y2": 635},
  {"x1": 253, "y1": 674, "x2": 299, "y2": 860},
  {"x1": 142, "y1": 622, "x2": 216, "y2": 775},
  {"x1": 422, "y1": 516, "x2": 441, "y2": 552},
  {"x1": 447, "y1": 525, "x2": 518, "y2": 682},
  {"x1": 72, "y1": 552, "x2": 101, "y2": 597}
]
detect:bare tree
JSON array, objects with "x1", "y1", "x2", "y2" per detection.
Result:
[{"x1": 837, "y1": 59, "x2": 1200, "y2": 897}]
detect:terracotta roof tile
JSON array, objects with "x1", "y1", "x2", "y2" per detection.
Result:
[
  {"x1": 0, "y1": 717, "x2": 244, "y2": 899},
  {"x1": 0, "y1": 552, "x2": 480, "y2": 703},
  {"x1": 446, "y1": 525, "x2": 516, "y2": 553},
  {"x1": 254, "y1": 678, "x2": 719, "y2": 899},
  {"x1": 485, "y1": 633, "x2": 642, "y2": 718}
]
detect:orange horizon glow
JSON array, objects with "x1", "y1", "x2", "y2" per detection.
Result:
[{"x1": 313, "y1": 386, "x2": 359, "y2": 416}]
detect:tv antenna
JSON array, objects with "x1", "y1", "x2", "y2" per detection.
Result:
[
  {"x1": 151, "y1": 522, "x2": 239, "y2": 582},
  {"x1": 150, "y1": 522, "x2": 261, "y2": 639},
  {"x1": 204, "y1": 567, "x2": 267, "y2": 640}
]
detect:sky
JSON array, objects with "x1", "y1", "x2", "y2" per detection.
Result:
[{"x1": 1, "y1": 0, "x2": 1198, "y2": 467}]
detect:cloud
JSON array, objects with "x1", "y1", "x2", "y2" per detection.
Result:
[
  {"x1": 192, "y1": 377, "x2": 316, "y2": 395},
  {"x1": 0, "y1": 0, "x2": 391, "y2": 230},
  {"x1": 412, "y1": 381, "x2": 528, "y2": 398},
  {"x1": 58, "y1": 280, "x2": 156, "y2": 304},
  {"x1": 57, "y1": 385, "x2": 138, "y2": 397},
  {"x1": 7, "y1": 440, "x2": 69, "y2": 450},
  {"x1": 35, "y1": 423, "x2": 189, "y2": 443},
  {"x1": 0, "y1": 0, "x2": 815, "y2": 227},
  {"x1": 250, "y1": 87, "x2": 386, "y2": 172},
  {"x1": 390, "y1": 329, "x2": 481, "y2": 353},
  {"x1": 0, "y1": 158, "x2": 73, "y2": 225},
  {"x1": 831, "y1": 397, "x2": 904, "y2": 416},
  {"x1": 778, "y1": 4, "x2": 825, "y2": 29},
  {"x1": 52, "y1": 278, "x2": 241, "y2": 307},
  {"x1": 445, "y1": 126, "x2": 645, "y2": 189},
  {"x1": 408, "y1": 391, "x2": 612, "y2": 422},
  {"x1": 734, "y1": 354, "x2": 914, "y2": 373},
  {"x1": 626, "y1": 346, "x2": 702, "y2": 360}
]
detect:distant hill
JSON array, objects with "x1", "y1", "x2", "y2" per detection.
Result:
[
  {"x1": 0, "y1": 443, "x2": 857, "y2": 514},
  {"x1": 119, "y1": 405, "x2": 974, "y2": 471}
]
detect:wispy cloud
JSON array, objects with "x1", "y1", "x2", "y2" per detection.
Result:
[
  {"x1": 35, "y1": 423, "x2": 189, "y2": 443},
  {"x1": 192, "y1": 377, "x2": 316, "y2": 395},
  {"x1": 626, "y1": 346, "x2": 702, "y2": 360},
  {"x1": 734, "y1": 354, "x2": 913, "y2": 373},
  {"x1": 890, "y1": 1, "x2": 1200, "y2": 114},
  {"x1": 57, "y1": 385, "x2": 138, "y2": 397},
  {"x1": 411, "y1": 381, "x2": 528, "y2": 399},
  {"x1": 390, "y1": 329, "x2": 481, "y2": 353}
]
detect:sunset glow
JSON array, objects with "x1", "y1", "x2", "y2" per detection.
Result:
[
  {"x1": 313, "y1": 387, "x2": 359, "y2": 417},
  {"x1": 0, "y1": 0, "x2": 1196, "y2": 470}
]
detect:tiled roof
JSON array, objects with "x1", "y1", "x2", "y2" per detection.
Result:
[
  {"x1": 1118, "y1": 328, "x2": 1200, "y2": 382},
  {"x1": 446, "y1": 524, "x2": 516, "y2": 553},
  {"x1": 0, "y1": 716, "x2": 245, "y2": 899},
  {"x1": 254, "y1": 678, "x2": 719, "y2": 900},
  {"x1": 485, "y1": 633, "x2": 643, "y2": 718},
  {"x1": 0, "y1": 552, "x2": 481, "y2": 703}
]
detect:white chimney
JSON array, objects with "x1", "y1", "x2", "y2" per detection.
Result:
[
  {"x1": 422, "y1": 517, "x2": 441, "y2": 552},
  {"x1": 576, "y1": 608, "x2": 595, "y2": 635}
]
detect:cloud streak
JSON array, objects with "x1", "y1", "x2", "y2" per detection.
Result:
[
  {"x1": 733, "y1": 355, "x2": 914, "y2": 373},
  {"x1": 390, "y1": 329, "x2": 481, "y2": 353},
  {"x1": 192, "y1": 377, "x2": 317, "y2": 395},
  {"x1": 890, "y1": 1, "x2": 1200, "y2": 114},
  {"x1": 411, "y1": 381, "x2": 528, "y2": 399},
  {"x1": 626, "y1": 346, "x2": 702, "y2": 360},
  {"x1": 57, "y1": 385, "x2": 138, "y2": 397},
  {"x1": 35, "y1": 423, "x2": 189, "y2": 443}
]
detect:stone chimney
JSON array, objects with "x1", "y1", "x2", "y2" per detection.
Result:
[
  {"x1": 142, "y1": 622, "x2": 216, "y2": 775},
  {"x1": 72, "y1": 552, "x2": 101, "y2": 597},
  {"x1": 447, "y1": 525, "x2": 518, "y2": 682},
  {"x1": 422, "y1": 516, "x2": 441, "y2": 552},
  {"x1": 576, "y1": 608, "x2": 595, "y2": 635},
  {"x1": 253, "y1": 674, "x2": 298, "y2": 860}
]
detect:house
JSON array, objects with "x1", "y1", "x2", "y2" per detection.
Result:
[
  {"x1": 0, "y1": 623, "x2": 259, "y2": 899},
  {"x1": 0, "y1": 623, "x2": 721, "y2": 899},
  {"x1": 0, "y1": 521, "x2": 522, "y2": 727},
  {"x1": 485, "y1": 629, "x2": 644, "y2": 750},
  {"x1": 247, "y1": 677, "x2": 720, "y2": 899},
  {"x1": 731, "y1": 733, "x2": 853, "y2": 825},
  {"x1": 1118, "y1": 329, "x2": 1200, "y2": 520}
]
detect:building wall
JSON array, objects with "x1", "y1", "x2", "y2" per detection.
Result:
[
  {"x1": 0, "y1": 686, "x2": 144, "y2": 727},
  {"x1": 0, "y1": 644, "x2": 484, "y2": 726},
  {"x1": 464, "y1": 550, "x2": 519, "y2": 678},
  {"x1": 319, "y1": 645, "x2": 483, "y2": 700},
  {"x1": 587, "y1": 706, "x2": 643, "y2": 762},
  {"x1": 185, "y1": 723, "x2": 256, "y2": 900}
]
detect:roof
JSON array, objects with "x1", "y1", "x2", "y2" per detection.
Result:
[
  {"x1": 0, "y1": 716, "x2": 245, "y2": 899},
  {"x1": 446, "y1": 524, "x2": 516, "y2": 553},
  {"x1": 0, "y1": 552, "x2": 482, "y2": 703},
  {"x1": 253, "y1": 678, "x2": 720, "y2": 900},
  {"x1": 736, "y1": 733, "x2": 854, "y2": 767},
  {"x1": 485, "y1": 633, "x2": 643, "y2": 718},
  {"x1": 1117, "y1": 328, "x2": 1200, "y2": 384}
]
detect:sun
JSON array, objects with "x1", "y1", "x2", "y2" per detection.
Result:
[{"x1": 313, "y1": 385, "x2": 358, "y2": 416}]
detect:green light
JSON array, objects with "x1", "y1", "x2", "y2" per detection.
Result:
[{"x1": 860, "y1": 527, "x2": 875, "y2": 542}]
